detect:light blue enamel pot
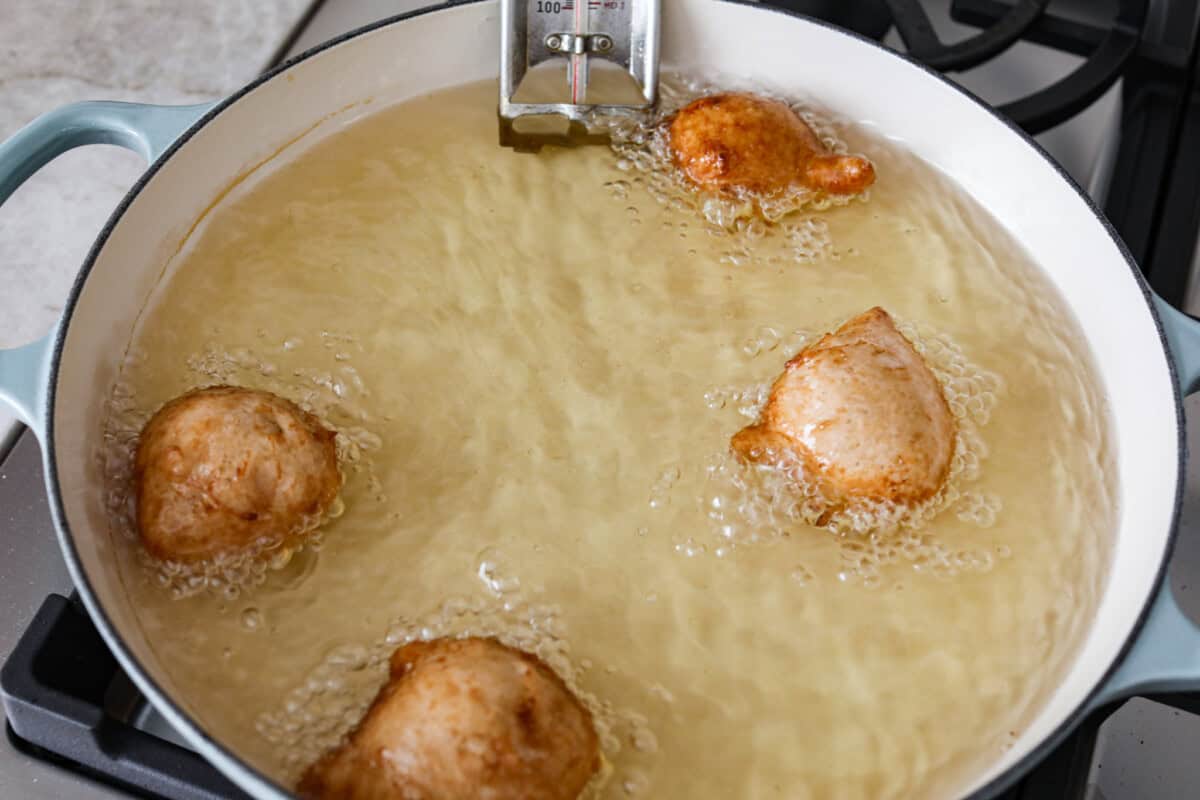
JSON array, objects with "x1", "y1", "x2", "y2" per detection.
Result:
[{"x1": 2, "y1": 1, "x2": 1200, "y2": 798}]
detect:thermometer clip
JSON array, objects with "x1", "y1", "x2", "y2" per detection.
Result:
[{"x1": 499, "y1": 0, "x2": 661, "y2": 151}]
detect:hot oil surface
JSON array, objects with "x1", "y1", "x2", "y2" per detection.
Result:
[{"x1": 107, "y1": 79, "x2": 1114, "y2": 799}]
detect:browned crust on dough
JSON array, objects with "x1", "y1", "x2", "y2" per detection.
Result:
[
  {"x1": 668, "y1": 92, "x2": 875, "y2": 196},
  {"x1": 298, "y1": 637, "x2": 600, "y2": 800},
  {"x1": 732, "y1": 307, "x2": 956, "y2": 510},
  {"x1": 133, "y1": 385, "x2": 341, "y2": 561}
]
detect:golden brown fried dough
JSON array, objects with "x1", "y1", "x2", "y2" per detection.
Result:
[
  {"x1": 732, "y1": 308, "x2": 956, "y2": 510},
  {"x1": 668, "y1": 92, "x2": 875, "y2": 196},
  {"x1": 133, "y1": 386, "x2": 340, "y2": 562},
  {"x1": 298, "y1": 637, "x2": 600, "y2": 800}
]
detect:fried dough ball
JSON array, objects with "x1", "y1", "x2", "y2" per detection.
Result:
[
  {"x1": 133, "y1": 386, "x2": 341, "y2": 562},
  {"x1": 668, "y1": 92, "x2": 875, "y2": 196},
  {"x1": 298, "y1": 637, "x2": 601, "y2": 800},
  {"x1": 732, "y1": 307, "x2": 955, "y2": 510}
]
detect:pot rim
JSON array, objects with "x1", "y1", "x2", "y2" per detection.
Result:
[{"x1": 39, "y1": 1, "x2": 1186, "y2": 798}]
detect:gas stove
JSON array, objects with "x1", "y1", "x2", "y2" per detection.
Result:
[{"x1": 4, "y1": 1, "x2": 1200, "y2": 798}]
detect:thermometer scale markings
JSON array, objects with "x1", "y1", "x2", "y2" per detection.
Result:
[{"x1": 533, "y1": 0, "x2": 625, "y2": 102}]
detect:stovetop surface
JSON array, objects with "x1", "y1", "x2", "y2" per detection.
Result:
[{"x1": 6, "y1": 1, "x2": 1200, "y2": 798}]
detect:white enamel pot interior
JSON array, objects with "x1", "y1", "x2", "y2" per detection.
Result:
[{"x1": 27, "y1": 0, "x2": 1188, "y2": 797}]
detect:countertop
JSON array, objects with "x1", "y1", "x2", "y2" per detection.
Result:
[{"x1": 0, "y1": 0, "x2": 315, "y2": 446}]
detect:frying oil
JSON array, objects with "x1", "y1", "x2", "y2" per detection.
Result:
[{"x1": 103, "y1": 77, "x2": 1115, "y2": 799}]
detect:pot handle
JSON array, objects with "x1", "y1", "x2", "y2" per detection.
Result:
[
  {"x1": 1094, "y1": 294, "x2": 1200, "y2": 703},
  {"x1": 0, "y1": 100, "x2": 216, "y2": 439}
]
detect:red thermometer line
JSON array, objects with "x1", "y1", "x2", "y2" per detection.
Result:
[{"x1": 570, "y1": 0, "x2": 586, "y2": 103}]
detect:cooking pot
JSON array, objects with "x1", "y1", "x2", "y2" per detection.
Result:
[{"x1": 2, "y1": 1, "x2": 1200, "y2": 797}]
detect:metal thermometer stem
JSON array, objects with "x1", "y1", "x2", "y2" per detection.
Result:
[{"x1": 571, "y1": 0, "x2": 587, "y2": 102}]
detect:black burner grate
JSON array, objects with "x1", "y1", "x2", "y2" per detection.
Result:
[
  {"x1": 1, "y1": 594, "x2": 249, "y2": 800},
  {"x1": 946, "y1": 0, "x2": 1200, "y2": 304}
]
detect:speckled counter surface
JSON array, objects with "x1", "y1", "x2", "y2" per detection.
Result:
[{"x1": 0, "y1": 0, "x2": 313, "y2": 442}]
